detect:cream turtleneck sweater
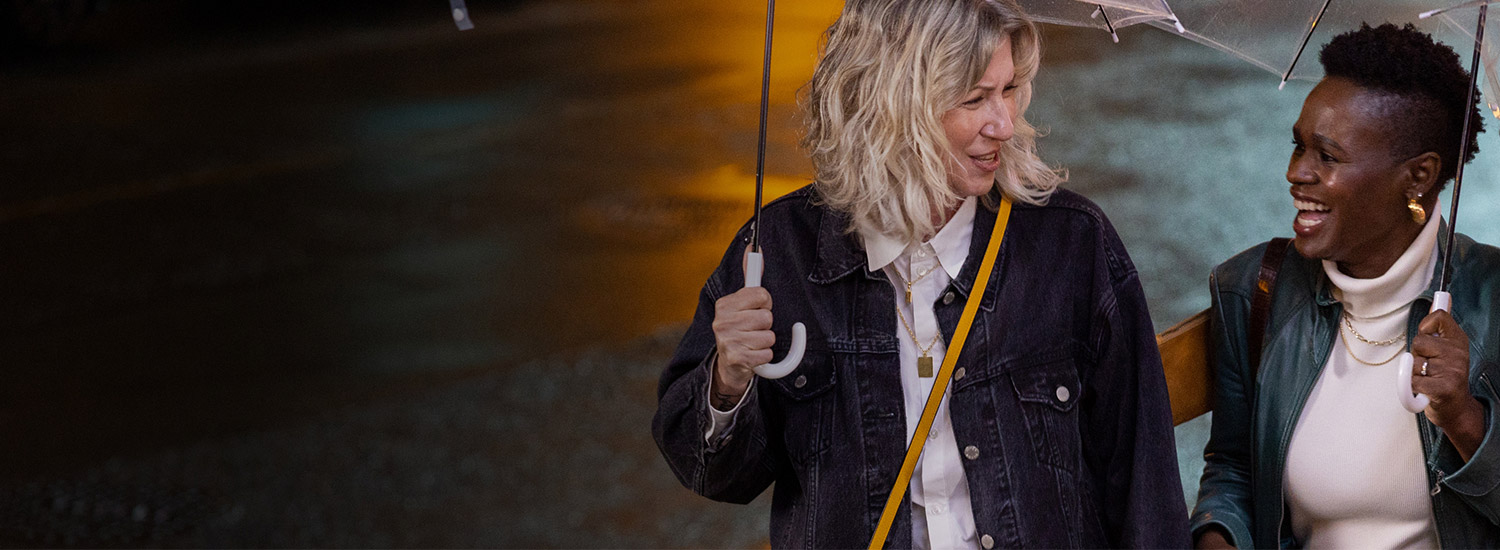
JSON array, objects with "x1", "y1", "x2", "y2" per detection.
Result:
[{"x1": 1283, "y1": 210, "x2": 1442, "y2": 549}]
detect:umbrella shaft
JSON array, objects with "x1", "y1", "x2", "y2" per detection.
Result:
[
  {"x1": 1097, "y1": 5, "x2": 1116, "y2": 35},
  {"x1": 752, "y1": 0, "x2": 776, "y2": 253},
  {"x1": 1282, "y1": 0, "x2": 1334, "y2": 85},
  {"x1": 1441, "y1": 4, "x2": 1487, "y2": 291}
]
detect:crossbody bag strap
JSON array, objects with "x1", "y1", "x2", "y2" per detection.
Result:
[
  {"x1": 867, "y1": 197, "x2": 1011, "y2": 550},
  {"x1": 1248, "y1": 237, "x2": 1290, "y2": 389}
]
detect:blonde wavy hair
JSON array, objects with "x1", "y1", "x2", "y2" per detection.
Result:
[{"x1": 802, "y1": 0, "x2": 1064, "y2": 243}]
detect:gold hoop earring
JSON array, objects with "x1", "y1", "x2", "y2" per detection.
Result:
[{"x1": 1408, "y1": 198, "x2": 1427, "y2": 225}]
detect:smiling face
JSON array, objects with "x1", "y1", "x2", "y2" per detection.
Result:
[
  {"x1": 941, "y1": 37, "x2": 1018, "y2": 200},
  {"x1": 1288, "y1": 77, "x2": 1435, "y2": 278}
]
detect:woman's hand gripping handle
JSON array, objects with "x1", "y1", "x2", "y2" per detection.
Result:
[
  {"x1": 743, "y1": 252, "x2": 805, "y2": 378},
  {"x1": 1397, "y1": 291, "x2": 1450, "y2": 413},
  {"x1": 708, "y1": 251, "x2": 807, "y2": 410}
]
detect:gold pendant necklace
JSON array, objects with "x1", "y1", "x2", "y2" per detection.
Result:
[{"x1": 895, "y1": 305, "x2": 943, "y2": 377}]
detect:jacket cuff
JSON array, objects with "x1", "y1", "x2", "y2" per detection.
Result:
[
  {"x1": 1190, "y1": 514, "x2": 1253, "y2": 549},
  {"x1": 1441, "y1": 392, "x2": 1500, "y2": 497}
]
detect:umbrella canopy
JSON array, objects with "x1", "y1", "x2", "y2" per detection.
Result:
[
  {"x1": 1153, "y1": 0, "x2": 1500, "y2": 107},
  {"x1": 1023, "y1": 0, "x2": 1184, "y2": 42}
]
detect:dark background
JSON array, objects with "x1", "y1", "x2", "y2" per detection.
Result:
[{"x1": 4, "y1": 0, "x2": 1497, "y2": 547}]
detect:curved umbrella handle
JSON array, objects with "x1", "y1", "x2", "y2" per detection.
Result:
[
  {"x1": 1397, "y1": 353, "x2": 1432, "y2": 413},
  {"x1": 745, "y1": 251, "x2": 806, "y2": 379},
  {"x1": 1398, "y1": 291, "x2": 1451, "y2": 413}
]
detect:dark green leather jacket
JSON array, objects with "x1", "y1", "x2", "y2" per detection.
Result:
[{"x1": 1190, "y1": 230, "x2": 1500, "y2": 548}]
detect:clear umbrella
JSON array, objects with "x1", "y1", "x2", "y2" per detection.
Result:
[
  {"x1": 1118, "y1": 0, "x2": 1495, "y2": 412},
  {"x1": 1153, "y1": 0, "x2": 1500, "y2": 102},
  {"x1": 1024, "y1": 0, "x2": 1184, "y2": 42}
]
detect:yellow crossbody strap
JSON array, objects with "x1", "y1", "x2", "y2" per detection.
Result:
[{"x1": 868, "y1": 196, "x2": 1011, "y2": 550}]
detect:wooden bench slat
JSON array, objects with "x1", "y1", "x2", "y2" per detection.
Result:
[{"x1": 1156, "y1": 309, "x2": 1212, "y2": 426}]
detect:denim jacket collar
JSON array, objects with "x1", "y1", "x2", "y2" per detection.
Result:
[{"x1": 809, "y1": 207, "x2": 871, "y2": 285}]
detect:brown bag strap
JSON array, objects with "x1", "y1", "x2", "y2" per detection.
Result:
[{"x1": 1248, "y1": 238, "x2": 1290, "y2": 382}]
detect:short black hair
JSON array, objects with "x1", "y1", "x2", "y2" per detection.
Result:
[{"x1": 1319, "y1": 22, "x2": 1484, "y2": 189}]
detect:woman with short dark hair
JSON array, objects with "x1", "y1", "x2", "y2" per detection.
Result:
[{"x1": 1192, "y1": 23, "x2": 1500, "y2": 549}]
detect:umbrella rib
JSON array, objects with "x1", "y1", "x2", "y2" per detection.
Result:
[
  {"x1": 1421, "y1": 0, "x2": 1496, "y2": 20},
  {"x1": 1280, "y1": 0, "x2": 1335, "y2": 89},
  {"x1": 1094, "y1": 5, "x2": 1120, "y2": 43},
  {"x1": 751, "y1": 0, "x2": 776, "y2": 253},
  {"x1": 1441, "y1": 3, "x2": 1488, "y2": 291}
]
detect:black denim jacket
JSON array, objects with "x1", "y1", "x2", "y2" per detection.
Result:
[{"x1": 653, "y1": 186, "x2": 1190, "y2": 548}]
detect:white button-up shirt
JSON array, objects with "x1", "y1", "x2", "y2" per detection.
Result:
[
  {"x1": 862, "y1": 197, "x2": 978, "y2": 550},
  {"x1": 706, "y1": 197, "x2": 979, "y2": 549}
]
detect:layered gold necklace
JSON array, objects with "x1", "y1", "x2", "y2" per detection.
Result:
[{"x1": 1340, "y1": 311, "x2": 1406, "y2": 366}]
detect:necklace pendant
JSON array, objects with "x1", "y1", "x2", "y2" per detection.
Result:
[
  {"x1": 918, "y1": 356, "x2": 934, "y2": 378},
  {"x1": 905, "y1": 288, "x2": 912, "y2": 304}
]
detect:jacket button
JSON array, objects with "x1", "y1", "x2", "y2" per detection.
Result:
[
  {"x1": 964, "y1": 445, "x2": 979, "y2": 460},
  {"x1": 794, "y1": 375, "x2": 807, "y2": 388},
  {"x1": 981, "y1": 534, "x2": 994, "y2": 549},
  {"x1": 954, "y1": 367, "x2": 966, "y2": 381},
  {"x1": 1056, "y1": 385, "x2": 1070, "y2": 402},
  {"x1": 942, "y1": 291, "x2": 956, "y2": 305}
]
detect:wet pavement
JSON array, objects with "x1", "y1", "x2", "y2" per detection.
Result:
[{"x1": 3, "y1": 0, "x2": 1499, "y2": 546}]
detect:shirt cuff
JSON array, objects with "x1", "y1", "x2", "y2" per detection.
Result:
[{"x1": 703, "y1": 364, "x2": 755, "y2": 443}]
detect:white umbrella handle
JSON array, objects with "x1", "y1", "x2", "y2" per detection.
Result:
[
  {"x1": 745, "y1": 251, "x2": 806, "y2": 379},
  {"x1": 1398, "y1": 291, "x2": 1451, "y2": 413}
]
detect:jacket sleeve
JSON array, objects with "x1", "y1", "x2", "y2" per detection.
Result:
[
  {"x1": 650, "y1": 231, "x2": 779, "y2": 504},
  {"x1": 1434, "y1": 356, "x2": 1500, "y2": 524},
  {"x1": 1082, "y1": 242, "x2": 1191, "y2": 549},
  {"x1": 1188, "y1": 269, "x2": 1256, "y2": 547}
]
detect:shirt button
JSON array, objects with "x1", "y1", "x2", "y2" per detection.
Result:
[
  {"x1": 981, "y1": 534, "x2": 995, "y2": 549},
  {"x1": 942, "y1": 291, "x2": 955, "y2": 305},
  {"x1": 964, "y1": 445, "x2": 979, "y2": 460},
  {"x1": 794, "y1": 375, "x2": 807, "y2": 388},
  {"x1": 954, "y1": 367, "x2": 966, "y2": 381},
  {"x1": 932, "y1": 502, "x2": 947, "y2": 514},
  {"x1": 1056, "y1": 385, "x2": 1070, "y2": 402}
]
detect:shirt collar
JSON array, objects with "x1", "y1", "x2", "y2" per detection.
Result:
[
  {"x1": 860, "y1": 197, "x2": 977, "y2": 279},
  {"x1": 862, "y1": 227, "x2": 905, "y2": 275},
  {"x1": 931, "y1": 197, "x2": 976, "y2": 280}
]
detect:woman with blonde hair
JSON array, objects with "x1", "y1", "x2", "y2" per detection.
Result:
[{"x1": 654, "y1": 0, "x2": 1188, "y2": 547}]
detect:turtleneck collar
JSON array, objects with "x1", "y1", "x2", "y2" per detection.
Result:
[{"x1": 1323, "y1": 204, "x2": 1442, "y2": 319}]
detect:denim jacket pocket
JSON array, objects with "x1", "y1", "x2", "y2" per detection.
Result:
[
  {"x1": 766, "y1": 352, "x2": 836, "y2": 464},
  {"x1": 1008, "y1": 348, "x2": 1083, "y2": 471}
]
